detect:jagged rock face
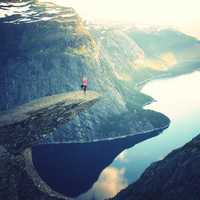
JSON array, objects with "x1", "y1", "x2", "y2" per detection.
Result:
[
  {"x1": 0, "y1": 145, "x2": 69, "y2": 200},
  {"x1": 1, "y1": 1, "x2": 199, "y2": 143},
  {"x1": 112, "y1": 133, "x2": 200, "y2": 200},
  {"x1": 0, "y1": 1, "x2": 94, "y2": 57},
  {"x1": 0, "y1": 91, "x2": 99, "y2": 200},
  {"x1": 89, "y1": 24, "x2": 200, "y2": 76},
  {"x1": 0, "y1": 91, "x2": 100, "y2": 153},
  {"x1": 0, "y1": 0, "x2": 169, "y2": 144}
]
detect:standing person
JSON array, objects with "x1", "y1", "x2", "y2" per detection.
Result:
[{"x1": 81, "y1": 77, "x2": 88, "y2": 94}]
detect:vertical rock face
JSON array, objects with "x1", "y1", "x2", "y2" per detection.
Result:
[
  {"x1": 0, "y1": 0, "x2": 171, "y2": 143},
  {"x1": 0, "y1": 0, "x2": 96, "y2": 111},
  {"x1": 0, "y1": 1, "x2": 199, "y2": 200},
  {"x1": 0, "y1": 145, "x2": 69, "y2": 200},
  {"x1": 0, "y1": 91, "x2": 100, "y2": 200},
  {"x1": 0, "y1": 91, "x2": 100, "y2": 152},
  {"x1": 112, "y1": 133, "x2": 200, "y2": 200}
]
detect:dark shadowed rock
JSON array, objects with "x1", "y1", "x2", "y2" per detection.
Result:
[
  {"x1": 0, "y1": 0, "x2": 171, "y2": 144},
  {"x1": 1, "y1": 1, "x2": 199, "y2": 200},
  {"x1": 0, "y1": 145, "x2": 71, "y2": 200},
  {"x1": 0, "y1": 90, "x2": 100, "y2": 153},
  {"x1": 112, "y1": 133, "x2": 200, "y2": 200},
  {"x1": 0, "y1": 91, "x2": 100, "y2": 200}
]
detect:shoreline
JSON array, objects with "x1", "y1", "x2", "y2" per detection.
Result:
[
  {"x1": 36, "y1": 123, "x2": 170, "y2": 146},
  {"x1": 136, "y1": 67, "x2": 200, "y2": 91}
]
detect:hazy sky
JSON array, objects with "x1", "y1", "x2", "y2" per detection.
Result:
[{"x1": 40, "y1": 0, "x2": 200, "y2": 39}]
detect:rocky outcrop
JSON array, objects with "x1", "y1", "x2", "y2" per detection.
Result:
[
  {"x1": 0, "y1": 0, "x2": 172, "y2": 144},
  {"x1": 112, "y1": 133, "x2": 200, "y2": 200},
  {"x1": 0, "y1": 1, "x2": 199, "y2": 200},
  {"x1": 0, "y1": 90, "x2": 100, "y2": 153},
  {"x1": 32, "y1": 129, "x2": 166, "y2": 198},
  {"x1": 0, "y1": 91, "x2": 100, "y2": 200},
  {"x1": 0, "y1": 145, "x2": 70, "y2": 200}
]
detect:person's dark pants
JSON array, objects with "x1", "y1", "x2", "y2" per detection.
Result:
[
  {"x1": 83, "y1": 85, "x2": 87, "y2": 94},
  {"x1": 81, "y1": 85, "x2": 87, "y2": 94}
]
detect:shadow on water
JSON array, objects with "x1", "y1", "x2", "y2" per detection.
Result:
[{"x1": 32, "y1": 129, "x2": 165, "y2": 198}]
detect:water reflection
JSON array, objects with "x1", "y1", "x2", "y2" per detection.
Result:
[
  {"x1": 33, "y1": 71, "x2": 200, "y2": 200},
  {"x1": 32, "y1": 129, "x2": 163, "y2": 198},
  {"x1": 77, "y1": 167, "x2": 127, "y2": 200},
  {"x1": 78, "y1": 71, "x2": 200, "y2": 200}
]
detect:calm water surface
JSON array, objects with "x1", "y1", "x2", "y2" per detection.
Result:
[{"x1": 32, "y1": 71, "x2": 200, "y2": 200}]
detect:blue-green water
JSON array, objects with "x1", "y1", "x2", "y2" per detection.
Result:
[
  {"x1": 32, "y1": 71, "x2": 200, "y2": 200},
  {"x1": 77, "y1": 71, "x2": 200, "y2": 199}
]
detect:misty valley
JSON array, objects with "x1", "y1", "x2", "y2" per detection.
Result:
[{"x1": 0, "y1": 1, "x2": 200, "y2": 200}]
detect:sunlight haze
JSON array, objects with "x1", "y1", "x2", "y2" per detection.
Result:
[{"x1": 39, "y1": 0, "x2": 200, "y2": 39}]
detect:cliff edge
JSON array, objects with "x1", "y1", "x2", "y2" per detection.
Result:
[
  {"x1": 0, "y1": 90, "x2": 100, "y2": 200},
  {"x1": 0, "y1": 91, "x2": 100, "y2": 153}
]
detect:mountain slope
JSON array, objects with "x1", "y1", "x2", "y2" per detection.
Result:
[
  {"x1": 127, "y1": 28, "x2": 200, "y2": 71},
  {"x1": 0, "y1": 1, "x2": 170, "y2": 144},
  {"x1": 88, "y1": 24, "x2": 200, "y2": 82},
  {"x1": 112, "y1": 133, "x2": 200, "y2": 200},
  {"x1": 0, "y1": 1, "x2": 199, "y2": 144}
]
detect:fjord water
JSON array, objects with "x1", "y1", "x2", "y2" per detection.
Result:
[
  {"x1": 32, "y1": 71, "x2": 200, "y2": 200},
  {"x1": 76, "y1": 70, "x2": 200, "y2": 199}
]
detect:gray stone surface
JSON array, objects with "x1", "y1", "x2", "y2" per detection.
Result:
[
  {"x1": 0, "y1": 0, "x2": 172, "y2": 145},
  {"x1": 0, "y1": 91, "x2": 100, "y2": 200},
  {"x1": 0, "y1": 90, "x2": 100, "y2": 153}
]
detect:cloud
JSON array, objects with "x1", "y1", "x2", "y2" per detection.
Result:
[
  {"x1": 93, "y1": 167, "x2": 128, "y2": 199},
  {"x1": 78, "y1": 167, "x2": 128, "y2": 200},
  {"x1": 115, "y1": 151, "x2": 127, "y2": 162}
]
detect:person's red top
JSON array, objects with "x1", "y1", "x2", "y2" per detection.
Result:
[{"x1": 82, "y1": 78, "x2": 88, "y2": 86}]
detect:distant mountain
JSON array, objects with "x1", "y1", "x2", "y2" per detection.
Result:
[
  {"x1": 128, "y1": 29, "x2": 199, "y2": 56},
  {"x1": 88, "y1": 24, "x2": 200, "y2": 73},
  {"x1": 127, "y1": 28, "x2": 200, "y2": 71},
  {"x1": 112, "y1": 133, "x2": 200, "y2": 200}
]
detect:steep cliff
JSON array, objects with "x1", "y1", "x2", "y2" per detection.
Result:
[
  {"x1": 0, "y1": 0, "x2": 170, "y2": 144},
  {"x1": 0, "y1": 91, "x2": 100, "y2": 153},
  {"x1": 112, "y1": 133, "x2": 200, "y2": 200},
  {"x1": 0, "y1": 91, "x2": 100, "y2": 200},
  {"x1": 1, "y1": 1, "x2": 200, "y2": 200},
  {"x1": 88, "y1": 24, "x2": 200, "y2": 81}
]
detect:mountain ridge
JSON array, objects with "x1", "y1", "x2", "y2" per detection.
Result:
[{"x1": 112, "y1": 133, "x2": 200, "y2": 200}]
